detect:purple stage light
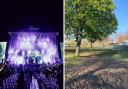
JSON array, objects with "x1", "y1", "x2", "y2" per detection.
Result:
[
  {"x1": 26, "y1": 38, "x2": 30, "y2": 42},
  {"x1": 41, "y1": 50, "x2": 45, "y2": 55},
  {"x1": 32, "y1": 35, "x2": 36, "y2": 42},
  {"x1": 28, "y1": 50, "x2": 31, "y2": 56},
  {"x1": 43, "y1": 55, "x2": 52, "y2": 64},
  {"x1": 46, "y1": 38, "x2": 50, "y2": 42},
  {"x1": 39, "y1": 60, "x2": 43, "y2": 64},
  {"x1": 42, "y1": 41, "x2": 48, "y2": 48},
  {"x1": 8, "y1": 49, "x2": 14, "y2": 54},
  {"x1": 23, "y1": 38, "x2": 26, "y2": 42},
  {"x1": 35, "y1": 50, "x2": 40, "y2": 56},
  {"x1": 15, "y1": 50, "x2": 19, "y2": 55},
  {"x1": 38, "y1": 41, "x2": 42, "y2": 45},
  {"x1": 47, "y1": 46, "x2": 57, "y2": 56},
  {"x1": 7, "y1": 31, "x2": 61, "y2": 65},
  {"x1": 15, "y1": 56, "x2": 24, "y2": 65}
]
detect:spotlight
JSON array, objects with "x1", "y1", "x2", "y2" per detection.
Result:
[
  {"x1": 47, "y1": 46, "x2": 57, "y2": 56},
  {"x1": 35, "y1": 50, "x2": 39, "y2": 56},
  {"x1": 22, "y1": 51, "x2": 25, "y2": 56},
  {"x1": 41, "y1": 50, "x2": 45, "y2": 55},
  {"x1": 39, "y1": 60, "x2": 43, "y2": 64},
  {"x1": 42, "y1": 41, "x2": 48, "y2": 48},
  {"x1": 43, "y1": 55, "x2": 53, "y2": 64},
  {"x1": 15, "y1": 56, "x2": 24, "y2": 65},
  {"x1": 8, "y1": 49, "x2": 14, "y2": 54},
  {"x1": 23, "y1": 38, "x2": 26, "y2": 42},
  {"x1": 38, "y1": 41, "x2": 42, "y2": 45},
  {"x1": 32, "y1": 35, "x2": 36, "y2": 41},
  {"x1": 26, "y1": 38, "x2": 30, "y2": 42},
  {"x1": 15, "y1": 50, "x2": 19, "y2": 55},
  {"x1": 46, "y1": 38, "x2": 50, "y2": 42},
  {"x1": 28, "y1": 50, "x2": 31, "y2": 56}
]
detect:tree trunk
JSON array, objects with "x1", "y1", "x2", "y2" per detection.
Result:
[
  {"x1": 76, "y1": 45, "x2": 80, "y2": 56},
  {"x1": 76, "y1": 40, "x2": 81, "y2": 56},
  {"x1": 90, "y1": 42, "x2": 93, "y2": 48},
  {"x1": 75, "y1": 28, "x2": 82, "y2": 56}
]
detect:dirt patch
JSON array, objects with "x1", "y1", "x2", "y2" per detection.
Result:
[{"x1": 65, "y1": 57, "x2": 128, "y2": 89}]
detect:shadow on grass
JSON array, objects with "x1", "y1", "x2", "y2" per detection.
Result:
[
  {"x1": 77, "y1": 48, "x2": 128, "y2": 60},
  {"x1": 65, "y1": 47, "x2": 108, "y2": 53},
  {"x1": 95, "y1": 49, "x2": 128, "y2": 59},
  {"x1": 65, "y1": 49, "x2": 128, "y2": 89},
  {"x1": 65, "y1": 57, "x2": 128, "y2": 89},
  {"x1": 65, "y1": 48, "x2": 128, "y2": 70}
]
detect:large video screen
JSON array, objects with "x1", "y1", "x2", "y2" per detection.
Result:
[{"x1": 0, "y1": 42, "x2": 7, "y2": 63}]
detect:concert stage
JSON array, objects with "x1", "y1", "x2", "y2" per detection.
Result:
[
  {"x1": 0, "y1": 27, "x2": 63, "y2": 89},
  {"x1": 7, "y1": 31, "x2": 61, "y2": 65}
]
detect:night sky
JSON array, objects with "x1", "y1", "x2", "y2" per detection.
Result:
[{"x1": 0, "y1": 0, "x2": 63, "y2": 42}]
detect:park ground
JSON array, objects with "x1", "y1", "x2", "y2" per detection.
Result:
[{"x1": 65, "y1": 46, "x2": 128, "y2": 89}]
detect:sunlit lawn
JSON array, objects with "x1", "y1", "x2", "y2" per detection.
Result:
[{"x1": 65, "y1": 46, "x2": 128, "y2": 67}]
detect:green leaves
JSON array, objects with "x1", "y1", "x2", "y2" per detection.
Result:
[{"x1": 65, "y1": 0, "x2": 118, "y2": 43}]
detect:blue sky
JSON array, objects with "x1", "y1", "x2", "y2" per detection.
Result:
[{"x1": 113, "y1": 0, "x2": 128, "y2": 35}]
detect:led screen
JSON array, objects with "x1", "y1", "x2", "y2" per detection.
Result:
[{"x1": 0, "y1": 42, "x2": 7, "y2": 63}]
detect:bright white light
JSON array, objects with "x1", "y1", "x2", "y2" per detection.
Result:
[
  {"x1": 39, "y1": 60, "x2": 43, "y2": 64},
  {"x1": 15, "y1": 50, "x2": 19, "y2": 55},
  {"x1": 42, "y1": 41, "x2": 48, "y2": 48},
  {"x1": 35, "y1": 50, "x2": 40, "y2": 56},
  {"x1": 22, "y1": 51, "x2": 25, "y2": 56},
  {"x1": 32, "y1": 35, "x2": 36, "y2": 41},
  {"x1": 46, "y1": 38, "x2": 50, "y2": 42},
  {"x1": 26, "y1": 41, "x2": 32, "y2": 49},
  {"x1": 16, "y1": 56, "x2": 24, "y2": 65},
  {"x1": 28, "y1": 50, "x2": 31, "y2": 56},
  {"x1": 20, "y1": 41, "x2": 32, "y2": 49},
  {"x1": 26, "y1": 38, "x2": 30, "y2": 42},
  {"x1": 38, "y1": 41, "x2": 42, "y2": 45},
  {"x1": 43, "y1": 55, "x2": 53, "y2": 64},
  {"x1": 8, "y1": 49, "x2": 14, "y2": 54},
  {"x1": 11, "y1": 56, "x2": 16, "y2": 64},
  {"x1": 47, "y1": 45, "x2": 57, "y2": 56},
  {"x1": 12, "y1": 56, "x2": 24, "y2": 65},
  {"x1": 20, "y1": 42, "x2": 24, "y2": 48},
  {"x1": 41, "y1": 50, "x2": 45, "y2": 55},
  {"x1": 54, "y1": 59, "x2": 56, "y2": 63},
  {"x1": 32, "y1": 38, "x2": 35, "y2": 41},
  {"x1": 23, "y1": 38, "x2": 26, "y2": 42},
  {"x1": 20, "y1": 42, "x2": 28, "y2": 49}
]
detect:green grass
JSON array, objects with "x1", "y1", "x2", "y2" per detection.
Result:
[
  {"x1": 112, "y1": 50, "x2": 128, "y2": 59},
  {"x1": 65, "y1": 53, "x2": 76, "y2": 59},
  {"x1": 65, "y1": 47, "x2": 112, "y2": 58},
  {"x1": 65, "y1": 56, "x2": 83, "y2": 67},
  {"x1": 65, "y1": 47, "x2": 128, "y2": 67},
  {"x1": 66, "y1": 46, "x2": 128, "y2": 59}
]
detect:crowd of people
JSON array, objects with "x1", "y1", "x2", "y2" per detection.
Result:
[{"x1": 0, "y1": 62, "x2": 63, "y2": 89}]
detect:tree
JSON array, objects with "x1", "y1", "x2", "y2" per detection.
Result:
[
  {"x1": 124, "y1": 32, "x2": 128, "y2": 40},
  {"x1": 116, "y1": 34, "x2": 124, "y2": 43},
  {"x1": 65, "y1": 0, "x2": 118, "y2": 56}
]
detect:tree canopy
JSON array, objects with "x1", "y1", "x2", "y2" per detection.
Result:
[{"x1": 65, "y1": 0, "x2": 118, "y2": 56}]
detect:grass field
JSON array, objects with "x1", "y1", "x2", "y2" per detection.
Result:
[{"x1": 65, "y1": 46, "x2": 128, "y2": 67}]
